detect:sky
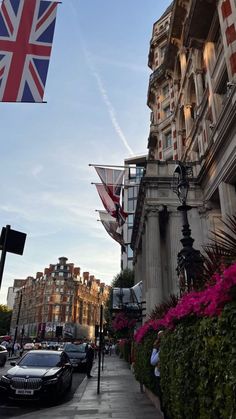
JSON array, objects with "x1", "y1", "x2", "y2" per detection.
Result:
[{"x1": 0, "y1": 0, "x2": 171, "y2": 305}]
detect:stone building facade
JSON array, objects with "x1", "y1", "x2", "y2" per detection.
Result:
[
  {"x1": 10, "y1": 257, "x2": 110, "y2": 341},
  {"x1": 131, "y1": 0, "x2": 236, "y2": 316}
]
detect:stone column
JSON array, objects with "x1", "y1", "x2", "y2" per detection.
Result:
[
  {"x1": 145, "y1": 205, "x2": 163, "y2": 315},
  {"x1": 219, "y1": 181, "x2": 236, "y2": 217},
  {"x1": 194, "y1": 70, "x2": 204, "y2": 104},
  {"x1": 184, "y1": 104, "x2": 193, "y2": 135}
]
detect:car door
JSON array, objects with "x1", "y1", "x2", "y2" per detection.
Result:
[{"x1": 61, "y1": 352, "x2": 72, "y2": 387}]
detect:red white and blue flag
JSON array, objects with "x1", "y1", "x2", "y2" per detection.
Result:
[
  {"x1": 94, "y1": 166, "x2": 124, "y2": 205},
  {"x1": 94, "y1": 166, "x2": 128, "y2": 225},
  {"x1": 0, "y1": 0, "x2": 58, "y2": 102},
  {"x1": 95, "y1": 183, "x2": 127, "y2": 227}
]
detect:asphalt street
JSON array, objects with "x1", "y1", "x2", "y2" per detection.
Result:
[{"x1": 0, "y1": 359, "x2": 86, "y2": 418}]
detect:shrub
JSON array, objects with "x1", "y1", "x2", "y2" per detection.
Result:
[
  {"x1": 160, "y1": 301, "x2": 236, "y2": 419},
  {"x1": 133, "y1": 263, "x2": 236, "y2": 419}
]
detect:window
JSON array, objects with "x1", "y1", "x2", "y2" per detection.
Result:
[
  {"x1": 127, "y1": 245, "x2": 133, "y2": 259},
  {"x1": 59, "y1": 272, "x2": 64, "y2": 277},
  {"x1": 160, "y1": 45, "x2": 166, "y2": 57},
  {"x1": 162, "y1": 84, "x2": 169, "y2": 98},
  {"x1": 128, "y1": 214, "x2": 134, "y2": 228},
  {"x1": 164, "y1": 131, "x2": 172, "y2": 149},
  {"x1": 163, "y1": 104, "x2": 171, "y2": 118}
]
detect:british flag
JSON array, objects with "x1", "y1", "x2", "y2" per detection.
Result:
[
  {"x1": 94, "y1": 166, "x2": 124, "y2": 205},
  {"x1": 0, "y1": 0, "x2": 58, "y2": 102}
]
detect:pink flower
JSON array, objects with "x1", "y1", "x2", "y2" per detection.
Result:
[{"x1": 134, "y1": 263, "x2": 236, "y2": 343}]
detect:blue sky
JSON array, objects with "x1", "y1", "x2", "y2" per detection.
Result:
[{"x1": 0, "y1": 0, "x2": 171, "y2": 304}]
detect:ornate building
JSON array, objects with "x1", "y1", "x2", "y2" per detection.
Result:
[
  {"x1": 131, "y1": 0, "x2": 236, "y2": 316},
  {"x1": 10, "y1": 257, "x2": 110, "y2": 341}
]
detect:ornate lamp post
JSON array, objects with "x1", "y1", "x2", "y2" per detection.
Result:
[{"x1": 172, "y1": 162, "x2": 203, "y2": 293}]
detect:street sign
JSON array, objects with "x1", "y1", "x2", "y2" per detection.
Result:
[{"x1": 0, "y1": 227, "x2": 26, "y2": 255}]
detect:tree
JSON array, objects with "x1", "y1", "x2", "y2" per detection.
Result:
[
  {"x1": 0, "y1": 305, "x2": 12, "y2": 335},
  {"x1": 111, "y1": 268, "x2": 134, "y2": 288}
]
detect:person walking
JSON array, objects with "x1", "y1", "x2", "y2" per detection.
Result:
[
  {"x1": 86, "y1": 344, "x2": 94, "y2": 378},
  {"x1": 150, "y1": 330, "x2": 169, "y2": 419}
]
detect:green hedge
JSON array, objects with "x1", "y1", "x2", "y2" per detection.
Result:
[
  {"x1": 118, "y1": 339, "x2": 131, "y2": 363},
  {"x1": 134, "y1": 301, "x2": 236, "y2": 419}
]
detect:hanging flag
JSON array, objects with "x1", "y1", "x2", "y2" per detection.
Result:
[
  {"x1": 95, "y1": 183, "x2": 127, "y2": 226},
  {"x1": 94, "y1": 167, "x2": 124, "y2": 205},
  {"x1": 98, "y1": 210, "x2": 125, "y2": 250},
  {"x1": 0, "y1": 0, "x2": 59, "y2": 102}
]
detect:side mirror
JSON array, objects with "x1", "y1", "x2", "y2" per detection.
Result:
[{"x1": 10, "y1": 361, "x2": 16, "y2": 366}]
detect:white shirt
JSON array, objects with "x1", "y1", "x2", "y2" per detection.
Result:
[{"x1": 150, "y1": 348, "x2": 160, "y2": 377}]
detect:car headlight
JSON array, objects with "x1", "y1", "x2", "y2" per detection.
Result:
[
  {"x1": 0, "y1": 375, "x2": 11, "y2": 384},
  {"x1": 44, "y1": 377, "x2": 59, "y2": 385},
  {"x1": 81, "y1": 359, "x2": 87, "y2": 363}
]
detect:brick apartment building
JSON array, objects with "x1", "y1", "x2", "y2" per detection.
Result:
[{"x1": 10, "y1": 257, "x2": 110, "y2": 341}]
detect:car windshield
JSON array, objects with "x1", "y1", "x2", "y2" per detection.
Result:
[
  {"x1": 64, "y1": 343, "x2": 86, "y2": 353},
  {"x1": 18, "y1": 353, "x2": 61, "y2": 367}
]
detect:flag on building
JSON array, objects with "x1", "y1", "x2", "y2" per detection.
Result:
[
  {"x1": 94, "y1": 166, "x2": 128, "y2": 225},
  {"x1": 98, "y1": 210, "x2": 125, "y2": 250},
  {"x1": 94, "y1": 166, "x2": 124, "y2": 205},
  {"x1": 95, "y1": 183, "x2": 127, "y2": 226},
  {"x1": 0, "y1": 0, "x2": 59, "y2": 102}
]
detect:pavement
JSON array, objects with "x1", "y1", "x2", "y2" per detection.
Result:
[{"x1": 19, "y1": 354, "x2": 164, "y2": 419}]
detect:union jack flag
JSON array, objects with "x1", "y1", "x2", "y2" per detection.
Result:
[
  {"x1": 94, "y1": 166, "x2": 124, "y2": 205},
  {"x1": 0, "y1": 0, "x2": 59, "y2": 102},
  {"x1": 95, "y1": 183, "x2": 127, "y2": 227}
]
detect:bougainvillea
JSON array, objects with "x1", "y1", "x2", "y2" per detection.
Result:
[
  {"x1": 112, "y1": 312, "x2": 136, "y2": 330},
  {"x1": 134, "y1": 263, "x2": 236, "y2": 343}
]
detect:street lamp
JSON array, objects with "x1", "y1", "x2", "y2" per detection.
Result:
[{"x1": 172, "y1": 162, "x2": 203, "y2": 293}]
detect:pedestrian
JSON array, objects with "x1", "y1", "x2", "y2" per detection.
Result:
[
  {"x1": 7, "y1": 341, "x2": 13, "y2": 357},
  {"x1": 150, "y1": 330, "x2": 169, "y2": 419},
  {"x1": 86, "y1": 344, "x2": 94, "y2": 378},
  {"x1": 14, "y1": 342, "x2": 20, "y2": 356}
]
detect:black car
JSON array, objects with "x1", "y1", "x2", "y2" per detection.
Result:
[
  {"x1": 61, "y1": 343, "x2": 87, "y2": 371},
  {"x1": 0, "y1": 345, "x2": 7, "y2": 367},
  {"x1": 0, "y1": 350, "x2": 73, "y2": 400}
]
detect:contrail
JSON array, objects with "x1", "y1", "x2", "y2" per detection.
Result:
[
  {"x1": 91, "y1": 69, "x2": 134, "y2": 156},
  {"x1": 68, "y1": 0, "x2": 134, "y2": 156}
]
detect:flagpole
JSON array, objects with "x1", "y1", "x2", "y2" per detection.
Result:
[
  {"x1": 89, "y1": 163, "x2": 145, "y2": 169},
  {"x1": 91, "y1": 182, "x2": 139, "y2": 188}
]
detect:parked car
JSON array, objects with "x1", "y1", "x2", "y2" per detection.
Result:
[
  {"x1": 0, "y1": 345, "x2": 7, "y2": 367},
  {"x1": 61, "y1": 342, "x2": 87, "y2": 371},
  {"x1": 41, "y1": 341, "x2": 60, "y2": 350},
  {"x1": 0, "y1": 349, "x2": 73, "y2": 400},
  {"x1": 23, "y1": 342, "x2": 35, "y2": 350}
]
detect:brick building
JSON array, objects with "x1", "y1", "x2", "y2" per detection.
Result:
[{"x1": 10, "y1": 257, "x2": 110, "y2": 341}]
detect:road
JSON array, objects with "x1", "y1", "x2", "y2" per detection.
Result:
[{"x1": 0, "y1": 359, "x2": 86, "y2": 418}]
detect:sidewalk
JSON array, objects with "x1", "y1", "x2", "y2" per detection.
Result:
[{"x1": 20, "y1": 354, "x2": 163, "y2": 419}]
